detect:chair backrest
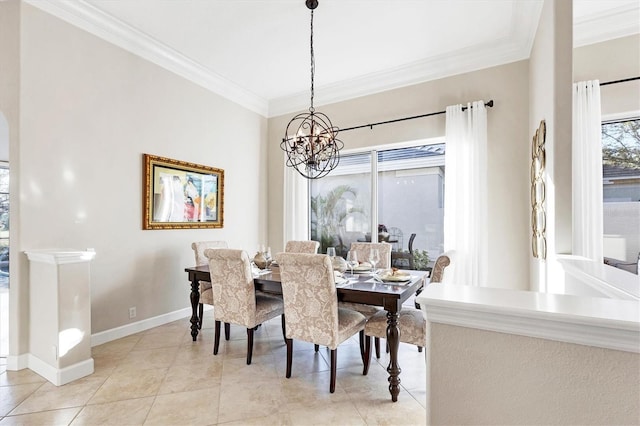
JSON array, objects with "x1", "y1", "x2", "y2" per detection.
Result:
[
  {"x1": 192, "y1": 240, "x2": 228, "y2": 266},
  {"x1": 285, "y1": 240, "x2": 320, "y2": 254},
  {"x1": 430, "y1": 250, "x2": 456, "y2": 284},
  {"x1": 275, "y1": 252, "x2": 340, "y2": 349},
  {"x1": 349, "y1": 242, "x2": 392, "y2": 269},
  {"x1": 205, "y1": 248, "x2": 256, "y2": 327},
  {"x1": 408, "y1": 233, "x2": 417, "y2": 253}
]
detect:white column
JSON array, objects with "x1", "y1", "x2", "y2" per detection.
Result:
[{"x1": 24, "y1": 249, "x2": 96, "y2": 386}]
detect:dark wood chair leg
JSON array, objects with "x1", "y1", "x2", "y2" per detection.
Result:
[
  {"x1": 359, "y1": 330, "x2": 365, "y2": 360},
  {"x1": 285, "y1": 338, "x2": 293, "y2": 378},
  {"x1": 246, "y1": 328, "x2": 254, "y2": 365},
  {"x1": 224, "y1": 322, "x2": 230, "y2": 340},
  {"x1": 329, "y1": 349, "x2": 337, "y2": 393},
  {"x1": 363, "y1": 335, "x2": 371, "y2": 376},
  {"x1": 213, "y1": 320, "x2": 221, "y2": 355},
  {"x1": 281, "y1": 314, "x2": 287, "y2": 344},
  {"x1": 375, "y1": 337, "x2": 381, "y2": 358},
  {"x1": 418, "y1": 346, "x2": 423, "y2": 352},
  {"x1": 198, "y1": 303, "x2": 204, "y2": 329},
  {"x1": 314, "y1": 344, "x2": 320, "y2": 352}
]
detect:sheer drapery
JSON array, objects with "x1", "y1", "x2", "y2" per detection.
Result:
[
  {"x1": 443, "y1": 101, "x2": 488, "y2": 286},
  {"x1": 572, "y1": 80, "x2": 603, "y2": 261},
  {"x1": 283, "y1": 154, "x2": 309, "y2": 243}
]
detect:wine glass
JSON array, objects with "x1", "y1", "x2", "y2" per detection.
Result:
[
  {"x1": 369, "y1": 248, "x2": 380, "y2": 275},
  {"x1": 346, "y1": 250, "x2": 358, "y2": 275},
  {"x1": 326, "y1": 247, "x2": 336, "y2": 258}
]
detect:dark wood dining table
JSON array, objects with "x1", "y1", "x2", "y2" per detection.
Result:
[{"x1": 184, "y1": 264, "x2": 427, "y2": 402}]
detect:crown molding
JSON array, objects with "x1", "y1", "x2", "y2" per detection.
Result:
[
  {"x1": 574, "y1": 3, "x2": 640, "y2": 47},
  {"x1": 23, "y1": 0, "x2": 269, "y2": 117},
  {"x1": 24, "y1": 0, "x2": 636, "y2": 118},
  {"x1": 269, "y1": 1, "x2": 543, "y2": 117}
]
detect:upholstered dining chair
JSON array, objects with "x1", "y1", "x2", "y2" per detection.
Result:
[
  {"x1": 348, "y1": 242, "x2": 392, "y2": 270},
  {"x1": 191, "y1": 240, "x2": 228, "y2": 331},
  {"x1": 340, "y1": 242, "x2": 393, "y2": 357},
  {"x1": 275, "y1": 252, "x2": 370, "y2": 393},
  {"x1": 205, "y1": 248, "x2": 285, "y2": 365},
  {"x1": 366, "y1": 250, "x2": 457, "y2": 358},
  {"x1": 414, "y1": 249, "x2": 457, "y2": 309},
  {"x1": 284, "y1": 240, "x2": 320, "y2": 254}
]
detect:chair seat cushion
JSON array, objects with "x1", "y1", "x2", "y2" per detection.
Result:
[
  {"x1": 365, "y1": 308, "x2": 426, "y2": 347},
  {"x1": 335, "y1": 308, "x2": 367, "y2": 349},
  {"x1": 338, "y1": 301, "x2": 381, "y2": 318},
  {"x1": 254, "y1": 293, "x2": 284, "y2": 326},
  {"x1": 199, "y1": 281, "x2": 213, "y2": 305}
]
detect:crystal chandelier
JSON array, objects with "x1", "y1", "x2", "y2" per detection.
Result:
[{"x1": 281, "y1": 0, "x2": 343, "y2": 179}]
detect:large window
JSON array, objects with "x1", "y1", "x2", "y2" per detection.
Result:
[
  {"x1": 601, "y1": 118, "x2": 640, "y2": 274},
  {"x1": 309, "y1": 140, "x2": 445, "y2": 270}
]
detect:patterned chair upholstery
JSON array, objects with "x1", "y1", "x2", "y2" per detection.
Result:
[
  {"x1": 348, "y1": 242, "x2": 392, "y2": 269},
  {"x1": 340, "y1": 242, "x2": 393, "y2": 357},
  {"x1": 366, "y1": 250, "x2": 456, "y2": 358},
  {"x1": 429, "y1": 250, "x2": 456, "y2": 284},
  {"x1": 191, "y1": 240, "x2": 228, "y2": 330},
  {"x1": 275, "y1": 252, "x2": 370, "y2": 393},
  {"x1": 205, "y1": 248, "x2": 285, "y2": 365},
  {"x1": 285, "y1": 240, "x2": 320, "y2": 254}
]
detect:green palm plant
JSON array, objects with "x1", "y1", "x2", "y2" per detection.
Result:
[{"x1": 310, "y1": 185, "x2": 363, "y2": 255}]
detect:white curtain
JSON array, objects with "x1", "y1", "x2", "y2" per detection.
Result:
[
  {"x1": 444, "y1": 101, "x2": 488, "y2": 286},
  {"x1": 283, "y1": 155, "x2": 309, "y2": 244},
  {"x1": 572, "y1": 80, "x2": 603, "y2": 261}
]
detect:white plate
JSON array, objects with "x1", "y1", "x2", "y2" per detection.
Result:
[{"x1": 377, "y1": 274, "x2": 412, "y2": 283}]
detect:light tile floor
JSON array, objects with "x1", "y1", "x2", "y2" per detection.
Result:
[{"x1": 0, "y1": 313, "x2": 427, "y2": 425}]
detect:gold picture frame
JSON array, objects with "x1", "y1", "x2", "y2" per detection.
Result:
[{"x1": 143, "y1": 154, "x2": 224, "y2": 230}]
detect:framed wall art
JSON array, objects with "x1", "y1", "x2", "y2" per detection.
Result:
[
  {"x1": 531, "y1": 120, "x2": 546, "y2": 259},
  {"x1": 143, "y1": 154, "x2": 224, "y2": 230}
]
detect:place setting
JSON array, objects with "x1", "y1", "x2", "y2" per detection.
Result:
[{"x1": 372, "y1": 268, "x2": 413, "y2": 284}]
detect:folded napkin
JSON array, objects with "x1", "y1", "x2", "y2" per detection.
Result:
[
  {"x1": 251, "y1": 266, "x2": 271, "y2": 276},
  {"x1": 334, "y1": 271, "x2": 348, "y2": 286}
]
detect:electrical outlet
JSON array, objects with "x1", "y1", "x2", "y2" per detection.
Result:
[{"x1": 129, "y1": 307, "x2": 136, "y2": 319}]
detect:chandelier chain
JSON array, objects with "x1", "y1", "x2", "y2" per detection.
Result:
[
  {"x1": 280, "y1": 0, "x2": 343, "y2": 179},
  {"x1": 309, "y1": 9, "x2": 315, "y2": 112}
]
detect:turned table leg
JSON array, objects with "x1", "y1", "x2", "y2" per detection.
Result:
[
  {"x1": 189, "y1": 276, "x2": 200, "y2": 341},
  {"x1": 386, "y1": 309, "x2": 401, "y2": 402}
]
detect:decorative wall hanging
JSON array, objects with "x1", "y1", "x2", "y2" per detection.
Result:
[
  {"x1": 531, "y1": 120, "x2": 546, "y2": 259},
  {"x1": 143, "y1": 154, "x2": 224, "y2": 230}
]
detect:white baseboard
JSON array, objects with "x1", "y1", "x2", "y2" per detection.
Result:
[
  {"x1": 91, "y1": 307, "x2": 192, "y2": 347},
  {"x1": 6, "y1": 353, "x2": 28, "y2": 371},
  {"x1": 27, "y1": 354, "x2": 94, "y2": 386},
  {"x1": 6, "y1": 307, "x2": 193, "y2": 375}
]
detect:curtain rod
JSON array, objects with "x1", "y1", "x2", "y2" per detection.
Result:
[
  {"x1": 340, "y1": 100, "x2": 494, "y2": 133},
  {"x1": 600, "y1": 76, "x2": 640, "y2": 86}
]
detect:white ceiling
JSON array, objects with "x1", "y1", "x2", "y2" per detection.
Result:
[{"x1": 26, "y1": 0, "x2": 640, "y2": 117}]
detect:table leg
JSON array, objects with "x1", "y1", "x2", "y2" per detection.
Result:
[
  {"x1": 386, "y1": 310, "x2": 401, "y2": 402},
  {"x1": 189, "y1": 277, "x2": 200, "y2": 341}
]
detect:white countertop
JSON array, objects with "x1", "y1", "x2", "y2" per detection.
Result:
[{"x1": 416, "y1": 284, "x2": 640, "y2": 352}]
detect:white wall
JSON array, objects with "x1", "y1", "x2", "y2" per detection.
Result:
[
  {"x1": 428, "y1": 323, "x2": 640, "y2": 425},
  {"x1": 9, "y1": 1, "x2": 269, "y2": 358},
  {"x1": 268, "y1": 61, "x2": 531, "y2": 290},
  {"x1": 528, "y1": 0, "x2": 574, "y2": 293},
  {"x1": 574, "y1": 34, "x2": 640, "y2": 117}
]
